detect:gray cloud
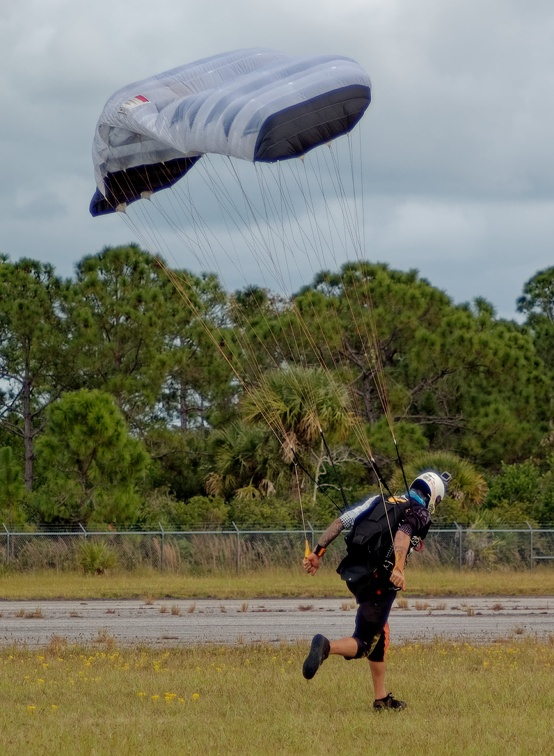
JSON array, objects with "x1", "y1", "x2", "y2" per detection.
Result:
[{"x1": 1, "y1": 0, "x2": 552, "y2": 317}]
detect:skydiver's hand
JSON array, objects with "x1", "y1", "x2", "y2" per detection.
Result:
[
  {"x1": 303, "y1": 553, "x2": 320, "y2": 576},
  {"x1": 390, "y1": 567, "x2": 406, "y2": 591}
]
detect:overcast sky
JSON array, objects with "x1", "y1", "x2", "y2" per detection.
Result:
[{"x1": 1, "y1": 0, "x2": 553, "y2": 319}]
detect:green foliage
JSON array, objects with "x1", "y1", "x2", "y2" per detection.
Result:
[
  {"x1": 289, "y1": 262, "x2": 550, "y2": 466},
  {"x1": 0, "y1": 248, "x2": 553, "y2": 529},
  {"x1": 463, "y1": 511, "x2": 526, "y2": 568},
  {"x1": 391, "y1": 450, "x2": 488, "y2": 519},
  {"x1": 78, "y1": 540, "x2": 118, "y2": 574},
  {"x1": 242, "y1": 366, "x2": 357, "y2": 449},
  {"x1": 0, "y1": 258, "x2": 70, "y2": 489},
  {"x1": 517, "y1": 266, "x2": 554, "y2": 370},
  {"x1": 145, "y1": 427, "x2": 208, "y2": 502},
  {"x1": 174, "y1": 496, "x2": 229, "y2": 529},
  {"x1": 159, "y1": 269, "x2": 235, "y2": 430},
  {"x1": 66, "y1": 245, "x2": 171, "y2": 424},
  {"x1": 228, "y1": 495, "x2": 302, "y2": 528},
  {"x1": 138, "y1": 488, "x2": 230, "y2": 530},
  {"x1": 205, "y1": 421, "x2": 284, "y2": 500},
  {"x1": 484, "y1": 461, "x2": 554, "y2": 522},
  {"x1": 34, "y1": 389, "x2": 148, "y2": 525},
  {"x1": 0, "y1": 446, "x2": 26, "y2": 526},
  {"x1": 361, "y1": 419, "x2": 429, "y2": 480}
]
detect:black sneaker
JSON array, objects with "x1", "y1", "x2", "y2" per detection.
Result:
[
  {"x1": 302, "y1": 634, "x2": 330, "y2": 680},
  {"x1": 373, "y1": 693, "x2": 407, "y2": 711}
]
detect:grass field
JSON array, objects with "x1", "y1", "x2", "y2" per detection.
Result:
[
  {"x1": 0, "y1": 565, "x2": 553, "y2": 600},
  {"x1": 0, "y1": 639, "x2": 552, "y2": 755},
  {"x1": 1, "y1": 567, "x2": 552, "y2": 754}
]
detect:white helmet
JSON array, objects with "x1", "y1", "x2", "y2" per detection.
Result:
[{"x1": 410, "y1": 471, "x2": 451, "y2": 512}]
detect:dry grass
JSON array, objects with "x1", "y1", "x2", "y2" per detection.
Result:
[
  {"x1": 15, "y1": 607, "x2": 44, "y2": 619},
  {"x1": 0, "y1": 640, "x2": 552, "y2": 755},
  {"x1": 415, "y1": 601, "x2": 430, "y2": 611},
  {"x1": 0, "y1": 565, "x2": 552, "y2": 601},
  {"x1": 340, "y1": 601, "x2": 356, "y2": 611}
]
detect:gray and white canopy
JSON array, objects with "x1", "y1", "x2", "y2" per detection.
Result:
[{"x1": 90, "y1": 49, "x2": 371, "y2": 216}]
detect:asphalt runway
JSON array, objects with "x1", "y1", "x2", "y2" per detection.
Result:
[{"x1": 0, "y1": 597, "x2": 552, "y2": 648}]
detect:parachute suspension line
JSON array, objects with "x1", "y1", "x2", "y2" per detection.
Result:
[
  {"x1": 226, "y1": 160, "x2": 359, "y2": 508},
  {"x1": 129, "y1": 161, "x2": 304, "y2": 405},
  {"x1": 326, "y1": 143, "x2": 397, "y2": 434},
  {"x1": 267, "y1": 149, "x2": 392, "y2": 477},
  {"x1": 127, "y1": 150, "x2": 393, "y2": 494},
  {"x1": 291, "y1": 452, "x2": 343, "y2": 516},
  {"x1": 353, "y1": 126, "x2": 367, "y2": 261},
  {"x1": 394, "y1": 438, "x2": 411, "y2": 498},
  {"x1": 195, "y1": 156, "x2": 339, "y2": 414},
  {"x1": 326, "y1": 142, "x2": 409, "y2": 489},
  {"x1": 291, "y1": 154, "x2": 336, "y2": 274},
  {"x1": 118, "y1": 143, "x2": 394, "y2": 501},
  {"x1": 293, "y1": 463, "x2": 311, "y2": 558},
  {"x1": 318, "y1": 427, "x2": 349, "y2": 511},
  {"x1": 194, "y1": 158, "x2": 276, "y2": 283},
  {"x1": 127, "y1": 195, "x2": 287, "y2": 405},
  {"x1": 155, "y1": 256, "x2": 347, "y2": 509},
  {"x1": 218, "y1": 159, "x2": 330, "y2": 389},
  {"x1": 211, "y1": 161, "x2": 346, "y2": 426},
  {"x1": 222, "y1": 157, "x2": 364, "y2": 461},
  {"x1": 156, "y1": 261, "x2": 293, "y2": 454},
  {"x1": 327, "y1": 144, "x2": 363, "y2": 260}
]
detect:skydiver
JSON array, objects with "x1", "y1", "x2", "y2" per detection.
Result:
[{"x1": 302, "y1": 470, "x2": 450, "y2": 710}]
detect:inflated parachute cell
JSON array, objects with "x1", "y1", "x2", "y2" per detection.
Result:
[{"x1": 90, "y1": 49, "x2": 371, "y2": 216}]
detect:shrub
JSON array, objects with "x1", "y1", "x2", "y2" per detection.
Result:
[{"x1": 78, "y1": 541, "x2": 118, "y2": 574}]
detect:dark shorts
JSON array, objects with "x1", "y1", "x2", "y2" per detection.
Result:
[{"x1": 351, "y1": 585, "x2": 396, "y2": 662}]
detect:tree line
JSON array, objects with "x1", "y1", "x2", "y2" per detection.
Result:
[{"x1": 0, "y1": 245, "x2": 552, "y2": 529}]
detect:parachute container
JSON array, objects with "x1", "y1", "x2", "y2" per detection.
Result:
[{"x1": 90, "y1": 49, "x2": 371, "y2": 216}]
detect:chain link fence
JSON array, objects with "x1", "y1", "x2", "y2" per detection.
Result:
[{"x1": 1, "y1": 522, "x2": 553, "y2": 573}]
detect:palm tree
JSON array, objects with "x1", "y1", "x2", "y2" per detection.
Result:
[
  {"x1": 241, "y1": 366, "x2": 358, "y2": 499},
  {"x1": 390, "y1": 450, "x2": 488, "y2": 518},
  {"x1": 205, "y1": 421, "x2": 284, "y2": 500}
]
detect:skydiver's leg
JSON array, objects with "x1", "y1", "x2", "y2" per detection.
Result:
[
  {"x1": 328, "y1": 637, "x2": 359, "y2": 656},
  {"x1": 303, "y1": 590, "x2": 395, "y2": 680},
  {"x1": 368, "y1": 623, "x2": 407, "y2": 710},
  {"x1": 367, "y1": 624, "x2": 389, "y2": 699},
  {"x1": 369, "y1": 660, "x2": 387, "y2": 700}
]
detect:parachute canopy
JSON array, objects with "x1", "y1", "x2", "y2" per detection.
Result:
[{"x1": 90, "y1": 49, "x2": 371, "y2": 216}]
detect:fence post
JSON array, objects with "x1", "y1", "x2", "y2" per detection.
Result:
[
  {"x1": 454, "y1": 522, "x2": 462, "y2": 569},
  {"x1": 3, "y1": 524, "x2": 9, "y2": 565},
  {"x1": 159, "y1": 523, "x2": 165, "y2": 571},
  {"x1": 232, "y1": 522, "x2": 240, "y2": 574},
  {"x1": 79, "y1": 523, "x2": 87, "y2": 540},
  {"x1": 525, "y1": 521, "x2": 533, "y2": 570}
]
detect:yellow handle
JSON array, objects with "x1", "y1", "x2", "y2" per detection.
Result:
[{"x1": 304, "y1": 539, "x2": 311, "y2": 558}]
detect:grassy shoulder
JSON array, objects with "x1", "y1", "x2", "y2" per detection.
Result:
[
  {"x1": 0, "y1": 640, "x2": 552, "y2": 755},
  {"x1": 1, "y1": 565, "x2": 553, "y2": 600}
]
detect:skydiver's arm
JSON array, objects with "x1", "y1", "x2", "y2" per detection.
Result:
[
  {"x1": 302, "y1": 518, "x2": 344, "y2": 576},
  {"x1": 390, "y1": 529, "x2": 411, "y2": 591},
  {"x1": 316, "y1": 517, "x2": 345, "y2": 549}
]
